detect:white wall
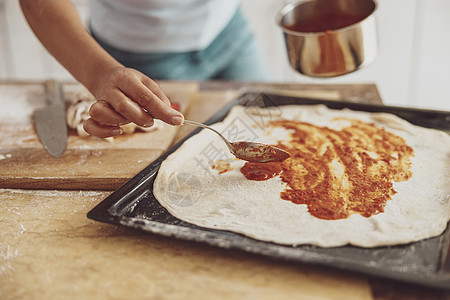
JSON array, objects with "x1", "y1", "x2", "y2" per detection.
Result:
[
  {"x1": 0, "y1": 0, "x2": 88, "y2": 80},
  {"x1": 409, "y1": 0, "x2": 450, "y2": 110},
  {"x1": 1, "y1": 0, "x2": 449, "y2": 111},
  {"x1": 241, "y1": 0, "x2": 450, "y2": 111}
]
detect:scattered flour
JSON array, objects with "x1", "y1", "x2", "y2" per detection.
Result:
[
  {"x1": 0, "y1": 154, "x2": 11, "y2": 160},
  {"x1": 0, "y1": 82, "x2": 80, "y2": 123}
]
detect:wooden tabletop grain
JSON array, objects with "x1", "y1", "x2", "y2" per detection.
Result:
[{"x1": 0, "y1": 80, "x2": 448, "y2": 300}]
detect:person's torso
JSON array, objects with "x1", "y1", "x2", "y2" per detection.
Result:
[{"x1": 90, "y1": 0, "x2": 240, "y2": 53}]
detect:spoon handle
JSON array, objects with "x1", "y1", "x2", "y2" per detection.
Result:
[{"x1": 183, "y1": 120, "x2": 233, "y2": 150}]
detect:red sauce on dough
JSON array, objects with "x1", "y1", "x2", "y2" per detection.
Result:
[
  {"x1": 238, "y1": 118, "x2": 414, "y2": 220},
  {"x1": 241, "y1": 162, "x2": 283, "y2": 181}
]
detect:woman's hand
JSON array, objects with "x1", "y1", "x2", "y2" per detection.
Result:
[
  {"x1": 20, "y1": 0, "x2": 183, "y2": 138},
  {"x1": 83, "y1": 67, "x2": 184, "y2": 138}
]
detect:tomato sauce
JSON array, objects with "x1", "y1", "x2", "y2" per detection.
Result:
[
  {"x1": 241, "y1": 162, "x2": 283, "y2": 181},
  {"x1": 285, "y1": 12, "x2": 366, "y2": 33},
  {"x1": 238, "y1": 118, "x2": 414, "y2": 220}
]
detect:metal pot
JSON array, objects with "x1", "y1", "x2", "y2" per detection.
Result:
[{"x1": 276, "y1": 0, "x2": 378, "y2": 78}]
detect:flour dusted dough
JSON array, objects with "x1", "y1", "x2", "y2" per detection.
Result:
[{"x1": 153, "y1": 105, "x2": 450, "y2": 247}]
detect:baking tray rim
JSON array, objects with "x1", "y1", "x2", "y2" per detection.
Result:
[{"x1": 87, "y1": 92, "x2": 450, "y2": 291}]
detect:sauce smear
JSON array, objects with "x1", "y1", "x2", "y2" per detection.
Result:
[
  {"x1": 238, "y1": 118, "x2": 414, "y2": 220},
  {"x1": 241, "y1": 162, "x2": 283, "y2": 181}
]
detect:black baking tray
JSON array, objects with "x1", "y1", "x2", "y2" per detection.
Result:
[{"x1": 88, "y1": 92, "x2": 450, "y2": 291}]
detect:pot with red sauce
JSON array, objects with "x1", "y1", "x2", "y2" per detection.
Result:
[{"x1": 276, "y1": 0, "x2": 378, "y2": 77}]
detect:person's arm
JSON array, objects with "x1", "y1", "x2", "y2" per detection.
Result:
[{"x1": 20, "y1": 0, "x2": 184, "y2": 138}]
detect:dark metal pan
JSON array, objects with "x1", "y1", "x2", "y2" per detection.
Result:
[{"x1": 88, "y1": 93, "x2": 450, "y2": 291}]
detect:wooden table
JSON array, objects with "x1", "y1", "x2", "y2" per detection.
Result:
[{"x1": 0, "y1": 81, "x2": 448, "y2": 299}]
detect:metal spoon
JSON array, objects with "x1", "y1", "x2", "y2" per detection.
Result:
[{"x1": 183, "y1": 120, "x2": 290, "y2": 163}]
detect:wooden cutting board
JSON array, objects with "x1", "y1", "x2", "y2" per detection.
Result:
[{"x1": 0, "y1": 81, "x2": 198, "y2": 190}]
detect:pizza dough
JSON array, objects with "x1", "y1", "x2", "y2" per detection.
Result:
[{"x1": 153, "y1": 104, "x2": 450, "y2": 247}]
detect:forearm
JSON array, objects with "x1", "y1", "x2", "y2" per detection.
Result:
[
  {"x1": 20, "y1": 0, "x2": 184, "y2": 138},
  {"x1": 19, "y1": 0, "x2": 122, "y2": 98}
]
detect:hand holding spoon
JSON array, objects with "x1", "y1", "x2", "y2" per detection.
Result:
[{"x1": 183, "y1": 120, "x2": 290, "y2": 163}]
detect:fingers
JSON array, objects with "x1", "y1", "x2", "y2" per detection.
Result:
[
  {"x1": 89, "y1": 100, "x2": 131, "y2": 126},
  {"x1": 86, "y1": 68, "x2": 185, "y2": 138},
  {"x1": 111, "y1": 69, "x2": 184, "y2": 125},
  {"x1": 83, "y1": 118, "x2": 122, "y2": 138},
  {"x1": 140, "y1": 78, "x2": 185, "y2": 125},
  {"x1": 141, "y1": 77, "x2": 171, "y2": 106},
  {"x1": 98, "y1": 84, "x2": 155, "y2": 127},
  {"x1": 129, "y1": 81, "x2": 183, "y2": 125}
]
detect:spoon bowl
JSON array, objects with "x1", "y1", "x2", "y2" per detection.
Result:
[{"x1": 183, "y1": 120, "x2": 290, "y2": 163}]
